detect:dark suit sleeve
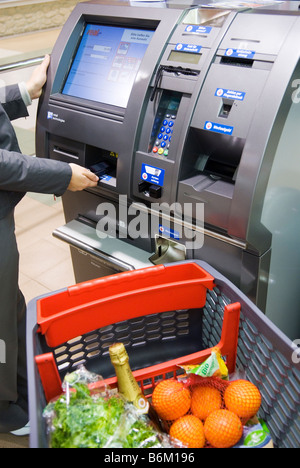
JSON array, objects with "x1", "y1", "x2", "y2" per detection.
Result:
[
  {"x1": 1, "y1": 85, "x2": 29, "y2": 121},
  {"x1": 0, "y1": 150, "x2": 72, "y2": 196}
]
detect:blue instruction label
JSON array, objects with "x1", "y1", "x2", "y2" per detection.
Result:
[
  {"x1": 215, "y1": 88, "x2": 245, "y2": 101},
  {"x1": 204, "y1": 121, "x2": 234, "y2": 135},
  {"x1": 159, "y1": 225, "x2": 180, "y2": 240},
  {"x1": 225, "y1": 48, "x2": 255, "y2": 59},
  {"x1": 185, "y1": 25, "x2": 212, "y2": 35},
  {"x1": 175, "y1": 43, "x2": 202, "y2": 54},
  {"x1": 141, "y1": 164, "x2": 165, "y2": 186}
]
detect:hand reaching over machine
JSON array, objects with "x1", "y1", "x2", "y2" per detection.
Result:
[{"x1": 67, "y1": 163, "x2": 99, "y2": 191}]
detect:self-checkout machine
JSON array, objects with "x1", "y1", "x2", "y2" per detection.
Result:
[
  {"x1": 36, "y1": 0, "x2": 300, "y2": 340},
  {"x1": 176, "y1": 4, "x2": 300, "y2": 340},
  {"x1": 131, "y1": 1, "x2": 300, "y2": 340},
  {"x1": 36, "y1": 0, "x2": 239, "y2": 275}
]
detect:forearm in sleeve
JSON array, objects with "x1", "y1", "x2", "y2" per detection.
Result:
[
  {"x1": 0, "y1": 84, "x2": 29, "y2": 121},
  {"x1": 0, "y1": 150, "x2": 72, "y2": 196}
]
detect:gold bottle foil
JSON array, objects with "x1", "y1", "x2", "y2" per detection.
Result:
[{"x1": 109, "y1": 342, "x2": 149, "y2": 414}]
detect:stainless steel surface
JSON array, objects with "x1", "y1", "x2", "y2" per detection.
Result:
[
  {"x1": 0, "y1": 56, "x2": 43, "y2": 73},
  {"x1": 53, "y1": 219, "x2": 153, "y2": 272},
  {"x1": 131, "y1": 202, "x2": 247, "y2": 250}
]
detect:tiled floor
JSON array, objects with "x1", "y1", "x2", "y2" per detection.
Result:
[
  {"x1": 0, "y1": 27, "x2": 73, "y2": 449},
  {"x1": 16, "y1": 194, "x2": 75, "y2": 304}
]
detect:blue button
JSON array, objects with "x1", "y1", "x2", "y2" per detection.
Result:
[
  {"x1": 168, "y1": 121, "x2": 174, "y2": 127},
  {"x1": 169, "y1": 136, "x2": 172, "y2": 142},
  {"x1": 163, "y1": 135, "x2": 168, "y2": 141},
  {"x1": 166, "y1": 128, "x2": 171, "y2": 134},
  {"x1": 160, "y1": 127, "x2": 165, "y2": 133},
  {"x1": 161, "y1": 141, "x2": 166, "y2": 148},
  {"x1": 163, "y1": 120, "x2": 168, "y2": 126},
  {"x1": 158, "y1": 133, "x2": 163, "y2": 139}
]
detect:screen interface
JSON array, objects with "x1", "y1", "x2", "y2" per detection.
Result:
[{"x1": 62, "y1": 23, "x2": 155, "y2": 108}]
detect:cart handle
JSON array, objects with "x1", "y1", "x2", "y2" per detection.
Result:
[{"x1": 36, "y1": 263, "x2": 215, "y2": 348}]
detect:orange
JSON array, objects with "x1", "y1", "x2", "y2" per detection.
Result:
[
  {"x1": 152, "y1": 379, "x2": 191, "y2": 421},
  {"x1": 169, "y1": 415, "x2": 206, "y2": 448},
  {"x1": 191, "y1": 385, "x2": 222, "y2": 420},
  {"x1": 204, "y1": 409, "x2": 243, "y2": 448},
  {"x1": 224, "y1": 379, "x2": 261, "y2": 421}
]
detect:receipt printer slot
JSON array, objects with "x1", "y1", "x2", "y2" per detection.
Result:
[
  {"x1": 219, "y1": 102, "x2": 233, "y2": 118},
  {"x1": 181, "y1": 127, "x2": 244, "y2": 183},
  {"x1": 138, "y1": 181, "x2": 162, "y2": 199}
]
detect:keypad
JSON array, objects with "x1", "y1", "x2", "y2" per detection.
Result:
[{"x1": 152, "y1": 113, "x2": 176, "y2": 157}]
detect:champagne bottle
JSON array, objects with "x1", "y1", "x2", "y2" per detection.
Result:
[{"x1": 109, "y1": 342, "x2": 149, "y2": 414}]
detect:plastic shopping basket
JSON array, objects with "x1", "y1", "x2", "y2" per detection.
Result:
[{"x1": 26, "y1": 260, "x2": 300, "y2": 448}]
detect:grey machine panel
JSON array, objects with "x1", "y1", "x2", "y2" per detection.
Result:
[
  {"x1": 175, "y1": 10, "x2": 300, "y2": 339},
  {"x1": 36, "y1": 1, "x2": 300, "y2": 340},
  {"x1": 36, "y1": 2, "x2": 187, "y2": 202}
]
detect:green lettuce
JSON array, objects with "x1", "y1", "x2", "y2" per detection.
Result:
[{"x1": 43, "y1": 381, "x2": 171, "y2": 448}]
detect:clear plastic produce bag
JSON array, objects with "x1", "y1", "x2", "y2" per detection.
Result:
[{"x1": 43, "y1": 365, "x2": 181, "y2": 448}]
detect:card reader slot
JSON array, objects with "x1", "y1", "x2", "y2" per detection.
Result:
[
  {"x1": 220, "y1": 56, "x2": 254, "y2": 68},
  {"x1": 182, "y1": 33, "x2": 208, "y2": 38},
  {"x1": 150, "y1": 65, "x2": 199, "y2": 101},
  {"x1": 230, "y1": 38, "x2": 260, "y2": 44}
]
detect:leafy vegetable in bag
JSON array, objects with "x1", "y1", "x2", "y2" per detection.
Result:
[{"x1": 43, "y1": 366, "x2": 177, "y2": 448}]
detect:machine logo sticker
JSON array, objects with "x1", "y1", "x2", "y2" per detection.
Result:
[
  {"x1": 47, "y1": 111, "x2": 66, "y2": 124},
  {"x1": 185, "y1": 25, "x2": 212, "y2": 35},
  {"x1": 159, "y1": 225, "x2": 180, "y2": 240},
  {"x1": 225, "y1": 48, "x2": 255, "y2": 59},
  {"x1": 175, "y1": 43, "x2": 202, "y2": 54},
  {"x1": 204, "y1": 121, "x2": 234, "y2": 135},
  {"x1": 215, "y1": 88, "x2": 245, "y2": 101}
]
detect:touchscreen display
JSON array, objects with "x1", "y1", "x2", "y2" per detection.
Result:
[{"x1": 62, "y1": 23, "x2": 155, "y2": 108}]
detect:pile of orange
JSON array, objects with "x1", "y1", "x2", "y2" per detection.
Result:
[
  {"x1": 170, "y1": 415, "x2": 206, "y2": 448},
  {"x1": 190, "y1": 385, "x2": 222, "y2": 420},
  {"x1": 151, "y1": 377, "x2": 262, "y2": 448},
  {"x1": 151, "y1": 379, "x2": 191, "y2": 421},
  {"x1": 204, "y1": 409, "x2": 243, "y2": 448},
  {"x1": 224, "y1": 379, "x2": 262, "y2": 423}
]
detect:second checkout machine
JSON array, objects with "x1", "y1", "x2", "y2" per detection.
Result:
[{"x1": 36, "y1": 0, "x2": 300, "y2": 340}]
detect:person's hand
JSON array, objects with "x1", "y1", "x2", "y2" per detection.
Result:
[
  {"x1": 26, "y1": 54, "x2": 50, "y2": 100},
  {"x1": 67, "y1": 163, "x2": 99, "y2": 191}
]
